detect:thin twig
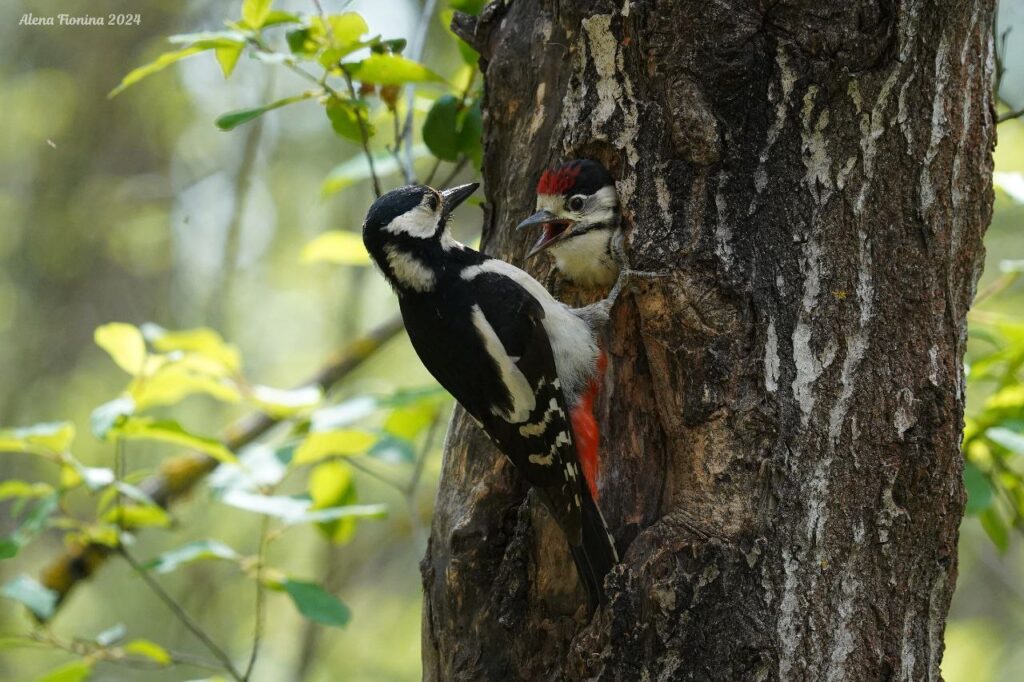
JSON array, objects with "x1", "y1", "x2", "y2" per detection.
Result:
[
  {"x1": 118, "y1": 547, "x2": 244, "y2": 681},
  {"x1": 242, "y1": 513, "x2": 270, "y2": 680},
  {"x1": 27, "y1": 631, "x2": 224, "y2": 673},
  {"x1": 974, "y1": 271, "x2": 1021, "y2": 305},
  {"x1": 113, "y1": 437, "x2": 126, "y2": 532},
  {"x1": 209, "y1": 74, "x2": 273, "y2": 328},
  {"x1": 997, "y1": 108, "x2": 1024, "y2": 124},
  {"x1": 406, "y1": 411, "x2": 444, "y2": 548},
  {"x1": 344, "y1": 457, "x2": 407, "y2": 491},
  {"x1": 342, "y1": 68, "x2": 382, "y2": 197},
  {"x1": 401, "y1": 0, "x2": 441, "y2": 180},
  {"x1": 423, "y1": 157, "x2": 443, "y2": 186}
]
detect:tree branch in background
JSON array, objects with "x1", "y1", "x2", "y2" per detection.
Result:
[
  {"x1": 208, "y1": 75, "x2": 273, "y2": 328},
  {"x1": 341, "y1": 68, "x2": 382, "y2": 198},
  {"x1": 37, "y1": 315, "x2": 405, "y2": 614},
  {"x1": 118, "y1": 546, "x2": 245, "y2": 681}
]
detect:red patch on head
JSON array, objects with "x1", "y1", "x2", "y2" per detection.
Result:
[{"x1": 536, "y1": 163, "x2": 583, "y2": 196}]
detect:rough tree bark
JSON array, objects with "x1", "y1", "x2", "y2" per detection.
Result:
[{"x1": 422, "y1": 1, "x2": 995, "y2": 680}]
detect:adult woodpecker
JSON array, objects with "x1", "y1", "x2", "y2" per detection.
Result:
[
  {"x1": 361, "y1": 182, "x2": 618, "y2": 609},
  {"x1": 516, "y1": 159, "x2": 622, "y2": 289}
]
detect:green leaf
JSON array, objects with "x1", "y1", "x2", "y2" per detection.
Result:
[
  {"x1": 2, "y1": 575, "x2": 58, "y2": 620},
  {"x1": 309, "y1": 462, "x2": 358, "y2": 544},
  {"x1": 131, "y1": 364, "x2": 242, "y2": 410},
  {"x1": 423, "y1": 95, "x2": 461, "y2": 161},
  {"x1": 286, "y1": 28, "x2": 318, "y2": 56},
  {"x1": 103, "y1": 504, "x2": 171, "y2": 529},
  {"x1": 310, "y1": 397, "x2": 379, "y2": 431},
  {"x1": 250, "y1": 385, "x2": 323, "y2": 418},
  {"x1": 167, "y1": 31, "x2": 247, "y2": 47},
  {"x1": 242, "y1": 0, "x2": 273, "y2": 29},
  {"x1": 325, "y1": 96, "x2": 373, "y2": 142},
  {"x1": 293, "y1": 430, "x2": 378, "y2": 465},
  {"x1": 144, "y1": 540, "x2": 240, "y2": 574},
  {"x1": 301, "y1": 231, "x2": 371, "y2": 266},
  {"x1": 369, "y1": 436, "x2": 416, "y2": 464},
  {"x1": 0, "y1": 422, "x2": 76, "y2": 455},
  {"x1": 208, "y1": 444, "x2": 289, "y2": 493},
  {"x1": 220, "y1": 489, "x2": 385, "y2": 525},
  {"x1": 110, "y1": 417, "x2": 236, "y2": 464},
  {"x1": 263, "y1": 10, "x2": 301, "y2": 27},
  {"x1": 317, "y1": 13, "x2": 371, "y2": 65},
  {"x1": 458, "y1": 99, "x2": 483, "y2": 169},
  {"x1": 440, "y1": 9, "x2": 480, "y2": 65},
  {"x1": 0, "y1": 540, "x2": 18, "y2": 560},
  {"x1": 94, "y1": 623, "x2": 127, "y2": 646},
  {"x1": 963, "y1": 460, "x2": 993, "y2": 515},
  {"x1": 0, "y1": 481, "x2": 55, "y2": 501},
  {"x1": 220, "y1": 490, "x2": 309, "y2": 520},
  {"x1": 980, "y1": 507, "x2": 1009, "y2": 552},
  {"x1": 95, "y1": 323, "x2": 147, "y2": 375},
  {"x1": 348, "y1": 55, "x2": 445, "y2": 85},
  {"x1": 90, "y1": 396, "x2": 135, "y2": 438},
  {"x1": 986, "y1": 426, "x2": 1024, "y2": 454},
  {"x1": 215, "y1": 45, "x2": 244, "y2": 77},
  {"x1": 36, "y1": 660, "x2": 93, "y2": 682},
  {"x1": 284, "y1": 579, "x2": 351, "y2": 627},
  {"x1": 109, "y1": 47, "x2": 207, "y2": 98},
  {"x1": 450, "y1": 0, "x2": 487, "y2": 14},
  {"x1": 146, "y1": 324, "x2": 241, "y2": 367},
  {"x1": 124, "y1": 639, "x2": 172, "y2": 665},
  {"x1": 216, "y1": 93, "x2": 315, "y2": 130},
  {"x1": 321, "y1": 144, "x2": 430, "y2": 196}
]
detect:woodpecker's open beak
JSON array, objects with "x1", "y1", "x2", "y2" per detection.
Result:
[
  {"x1": 517, "y1": 210, "x2": 576, "y2": 258},
  {"x1": 440, "y1": 183, "x2": 479, "y2": 220}
]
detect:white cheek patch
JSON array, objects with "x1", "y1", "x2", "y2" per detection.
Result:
[
  {"x1": 584, "y1": 185, "x2": 618, "y2": 224},
  {"x1": 383, "y1": 244, "x2": 436, "y2": 292},
  {"x1": 384, "y1": 204, "x2": 439, "y2": 239},
  {"x1": 471, "y1": 304, "x2": 537, "y2": 423}
]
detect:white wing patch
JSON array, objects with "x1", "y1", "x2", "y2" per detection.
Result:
[
  {"x1": 462, "y1": 260, "x2": 599, "y2": 403},
  {"x1": 529, "y1": 453, "x2": 555, "y2": 465},
  {"x1": 384, "y1": 244, "x2": 436, "y2": 292},
  {"x1": 470, "y1": 304, "x2": 536, "y2": 423}
]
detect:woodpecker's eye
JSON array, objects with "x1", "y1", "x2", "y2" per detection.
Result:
[
  {"x1": 568, "y1": 196, "x2": 585, "y2": 212},
  {"x1": 426, "y1": 193, "x2": 440, "y2": 212}
]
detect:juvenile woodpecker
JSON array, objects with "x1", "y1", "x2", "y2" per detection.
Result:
[
  {"x1": 517, "y1": 159, "x2": 622, "y2": 289},
  {"x1": 516, "y1": 159, "x2": 633, "y2": 510},
  {"x1": 361, "y1": 182, "x2": 618, "y2": 609}
]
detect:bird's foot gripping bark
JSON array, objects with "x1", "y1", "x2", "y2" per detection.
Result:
[{"x1": 606, "y1": 230, "x2": 668, "y2": 309}]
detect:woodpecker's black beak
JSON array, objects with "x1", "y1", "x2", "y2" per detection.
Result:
[
  {"x1": 440, "y1": 183, "x2": 479, "y2": 221},
  {"x1": 517, "y1": 210, "x2": 576, "y2": 258}
]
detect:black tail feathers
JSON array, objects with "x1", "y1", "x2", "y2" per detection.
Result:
[{"x1": 569, "y1": 489, "x2": 619, "y2": 611}]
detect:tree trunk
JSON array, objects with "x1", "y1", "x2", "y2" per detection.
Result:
[{"x1": 421, "y1": 1, "x2": 995, "y2": 680}]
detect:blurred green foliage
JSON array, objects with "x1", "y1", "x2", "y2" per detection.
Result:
[{"x1": 1, "y1": 0, "x2": 484, "y2": 679}]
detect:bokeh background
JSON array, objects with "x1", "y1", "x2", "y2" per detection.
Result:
[{"x1": 0, "y1": 1, "x2": 1022, "y2": 680}]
